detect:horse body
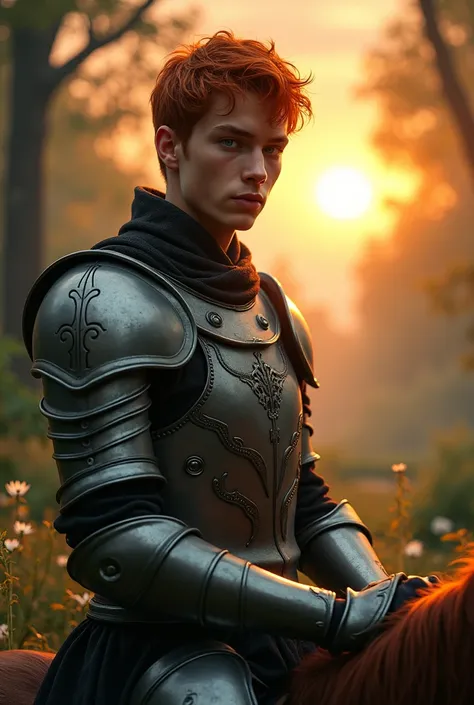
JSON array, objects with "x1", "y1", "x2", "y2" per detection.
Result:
[{"x1": 0, "y1": 650, "x2": 54, "y2": 705}]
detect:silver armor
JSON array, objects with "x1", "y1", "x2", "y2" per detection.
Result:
[{"x1": 23, "y1": 249, "x2": 404, "y2": 701}]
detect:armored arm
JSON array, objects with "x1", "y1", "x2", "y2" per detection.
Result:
[
  {"x1": 297, "y1": 386, "x2": 388, "y2": 592},
  {"x1": 23, "y1": 251, "x2": 403, "y2": 652}
]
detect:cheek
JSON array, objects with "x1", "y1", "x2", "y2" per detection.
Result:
[{"x1": 267, "y1": 160, "x2": 282, "y2": 186}]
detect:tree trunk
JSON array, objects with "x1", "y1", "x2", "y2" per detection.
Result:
[
  {"x1": 2, "y1": 27, "x2": 52, "y2": 384},
  {"x1": 419, "y1": 0, "x2": 474, "y2": 187}
]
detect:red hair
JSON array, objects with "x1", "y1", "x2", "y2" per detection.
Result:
[{"x1": 150, "y1": 30, "x2": 313, "y2": 176}]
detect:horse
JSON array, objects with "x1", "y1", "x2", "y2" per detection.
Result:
[
  {"x1": 0, "y1": 649, "x2": 54, "y2": 705},
  {"x1": 288, "y1": 556, "x2": 474, "y2": 705}
]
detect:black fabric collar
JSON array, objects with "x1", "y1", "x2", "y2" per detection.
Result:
[{"x1": 91, "y1": 187, "x2": 260, "y2": 306}]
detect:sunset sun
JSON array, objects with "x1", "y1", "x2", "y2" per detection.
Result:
[{"x1": 315, "y1": 166, "x2": 373, "y2": 220}]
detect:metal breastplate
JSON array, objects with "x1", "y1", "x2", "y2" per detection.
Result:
[{"x1": 151, "y1": 281, "x2": 303, "y2": 579}]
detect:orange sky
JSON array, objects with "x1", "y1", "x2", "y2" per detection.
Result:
[{"x1": 147, "y1": 0, "x2": 418, "y2": 329}]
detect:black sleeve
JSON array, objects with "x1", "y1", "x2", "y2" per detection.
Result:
[
  {"x1": 55, "y1": 480, "x2": 163, "y2": 549},
  {"x1": 294, "y1": 382, "x2": 338, "y2": 539}
]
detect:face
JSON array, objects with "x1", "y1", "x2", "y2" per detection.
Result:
[{"x1": 156, "y1": 91, "x2": 289, "y2": 249}]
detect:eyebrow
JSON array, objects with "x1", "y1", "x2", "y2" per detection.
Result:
[{"x1": 211, "y1": 123, "x2": 289, "y2": 146}]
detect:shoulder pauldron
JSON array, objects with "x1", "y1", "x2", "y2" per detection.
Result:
[{"x1": 23, "y1": 250, "x2": 197, "y2": 390}]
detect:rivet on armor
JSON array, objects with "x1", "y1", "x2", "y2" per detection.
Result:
[
  {"x1": 184, "y1": 455, "x2": 205, "y2": 476},
  {"x1": 80, "y1": 421, "x2": 89, "y2": 430},
  {"x1": 256, "y1": 314, "x2": 269, "y2": 330},
  {"x1": 82, "y1": 439, "x2": 91, "y2": 448},
  {"x1": 100, "y1": 560, "x2": 121, "y2": 582},
  {"x1": 206, "y1": 311, "x2": 223, "y2": 328},
  {"x1": 86, "y1": 457, "x2": 94, "y2": 466}
]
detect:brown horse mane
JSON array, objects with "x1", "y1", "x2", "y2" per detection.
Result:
[
  {"x1": 0, "y1": 650, "x2": 54, "y2": 705},
  {"x1": 290, "y1": 555, "x2": 474, "y2": 705}
]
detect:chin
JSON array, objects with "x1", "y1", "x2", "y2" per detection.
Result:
[{"x1": 229, "y1": 215, "x2": 258, "y2": 232}]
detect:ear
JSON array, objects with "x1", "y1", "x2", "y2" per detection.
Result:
[{"x1": 155, "y1": 126, "x2": 180, "y2": 173}]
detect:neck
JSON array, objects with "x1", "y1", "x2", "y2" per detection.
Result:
[{"x1": 164, "y1": 188, "x2": 235, "y2": 253}]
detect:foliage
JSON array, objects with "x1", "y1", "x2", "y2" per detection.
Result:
[
  {"x1": 0, "y1": 336, "x2": 46, "y2": 446},
  {"x1": 0, "y1": 489, "x2": 87, "y2": 652},
  {"x1": 412, "y1": 430, "x2": 474, "y2": 546},
  {"x1": 425, "y1": 262, "x2": 474, "y2": 369},
  {"x1": 0, "y1": 335, "x2": 56, "y2": 518},
  {"x1": 0, "y1": 0, "x2": 198, "y2": 134},
  {"x1": 308, "y1": 0, "x2": 474, "y2": 458}
]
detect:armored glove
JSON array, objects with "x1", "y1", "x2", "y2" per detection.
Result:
[
  {"x1": 328, "y1": 572, "x2": 439, "y2": 653},
  {"x1": 389, "y1": 574, "x2": 440, "y2": 612}
]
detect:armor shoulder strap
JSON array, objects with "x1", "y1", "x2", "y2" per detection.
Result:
[
  {"x1": 258, "y1": 272, "x2": 318, "y2": 388},
  {"x1": 23, "y1": 249, "x2": 197, "y2": 390}
]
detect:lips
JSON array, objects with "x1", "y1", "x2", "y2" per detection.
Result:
[
  {"x1": 232, "y1": 197, "x2": 263, "y2": 212},
  {"x1": 235, "y1": 194, "x2": 264, "y2": 203}
]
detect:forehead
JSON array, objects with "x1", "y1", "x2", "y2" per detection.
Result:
[{"x1": 196, "y1": 91, "x2": 288, "y2": 140}]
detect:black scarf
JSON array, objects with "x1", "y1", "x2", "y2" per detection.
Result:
[{"x1": 91, "y1": 187, "x2": 260, "y2": 306}]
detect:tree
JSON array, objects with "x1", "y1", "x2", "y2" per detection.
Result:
[
  {"x1": 417, "y1": 0, "x2": 474, "y2": 367},
  {"x1": 327, "y1": 0, "x2": 474, "y2": 458},
  {"x1": 418, "y1": 0, "x2": 474, "y2": 187},
  {"x1": 352, "y1": 1, "x2": 474, "y2": 389},
  {"x1": 0, "y1": 0, "x2": 194, "y2": 381}
]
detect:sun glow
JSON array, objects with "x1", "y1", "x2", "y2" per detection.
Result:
[{"x1": 315, "y1": 166, "x2": 373, "y2": 220}]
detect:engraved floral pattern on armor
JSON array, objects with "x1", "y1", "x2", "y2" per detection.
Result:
[
  {"x1": 280, "y1": 459, "x2": 301, "y2": 541},
  {"x1": 190, "y1": 409, "x2": 268, "y2": 496},
  {"x1": 212, "y1": 472, "x2": 259, "y2": 547},
  {"x1": 278, "y1": 414, "x2": 303, "y2": 493},
  {"x1": 56, "y1": 265, "x2": 106, "y2": 372},
  {"x1": 210, "y1": 343, "x2": 289, "y2": 501},
  {"x1": 212, "y1": 344, "x2": 288, "y2": 422}
]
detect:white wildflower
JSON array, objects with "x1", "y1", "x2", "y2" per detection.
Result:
[
  {"x1": 4, "y1": 538, "x2": 20, "y2": 552},
  {"x1": 391, "y1": 463, "x2": 407, "y2": 474},
  {"x1": 404, "y1": 539, "x2": 424, "y2": 558},
  {"x1": 70, "y1": 592, "x2": 91, "y2": 607},
  {"x1": 0, "y1": 624, "x2": 8, "y2": 640},
  {"x1": 5, "y1": 481, "x2": 31, "y2": 497},
  {"x1": 13, "y1": 521, "x2": 34, "y2": 536},
  {"x1": 56, "y1": 555, "x2": 68, "y2": 568},
  {"x1": 430, "y1": 516, "x2": 454, "y2": 536}
]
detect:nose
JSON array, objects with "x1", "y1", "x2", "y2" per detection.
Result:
[{"x1": 242, "y1": 149, "x2": 268, "y2": 185}]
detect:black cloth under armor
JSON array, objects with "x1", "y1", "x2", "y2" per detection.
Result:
[{"x1": 91, "y1": 186, "x2": 260, "y2": 305}]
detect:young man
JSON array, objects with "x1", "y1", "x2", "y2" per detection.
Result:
[{"x1": 23, "y1": 31, "x2": 435, "y2": 705}]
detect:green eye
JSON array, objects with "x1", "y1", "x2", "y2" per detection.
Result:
[
  {"x1": 221, "y1": 138, "x2": 237, "y2": 148},
  {"x1": 264, "y1": 146, "x2": 283, "y2": 155}
]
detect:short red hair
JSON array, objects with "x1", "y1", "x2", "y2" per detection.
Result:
[{"x1": 151, "y1": 30, "x2": 313, "y2": 177}]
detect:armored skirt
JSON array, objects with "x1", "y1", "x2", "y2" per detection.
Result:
[{"x1": 34, "y1": 618, "x2": 316, "y2": 704}]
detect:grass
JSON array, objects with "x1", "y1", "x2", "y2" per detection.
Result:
[{"x1": 0, "y1": 486, "x2": 89, "y2": 652}]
